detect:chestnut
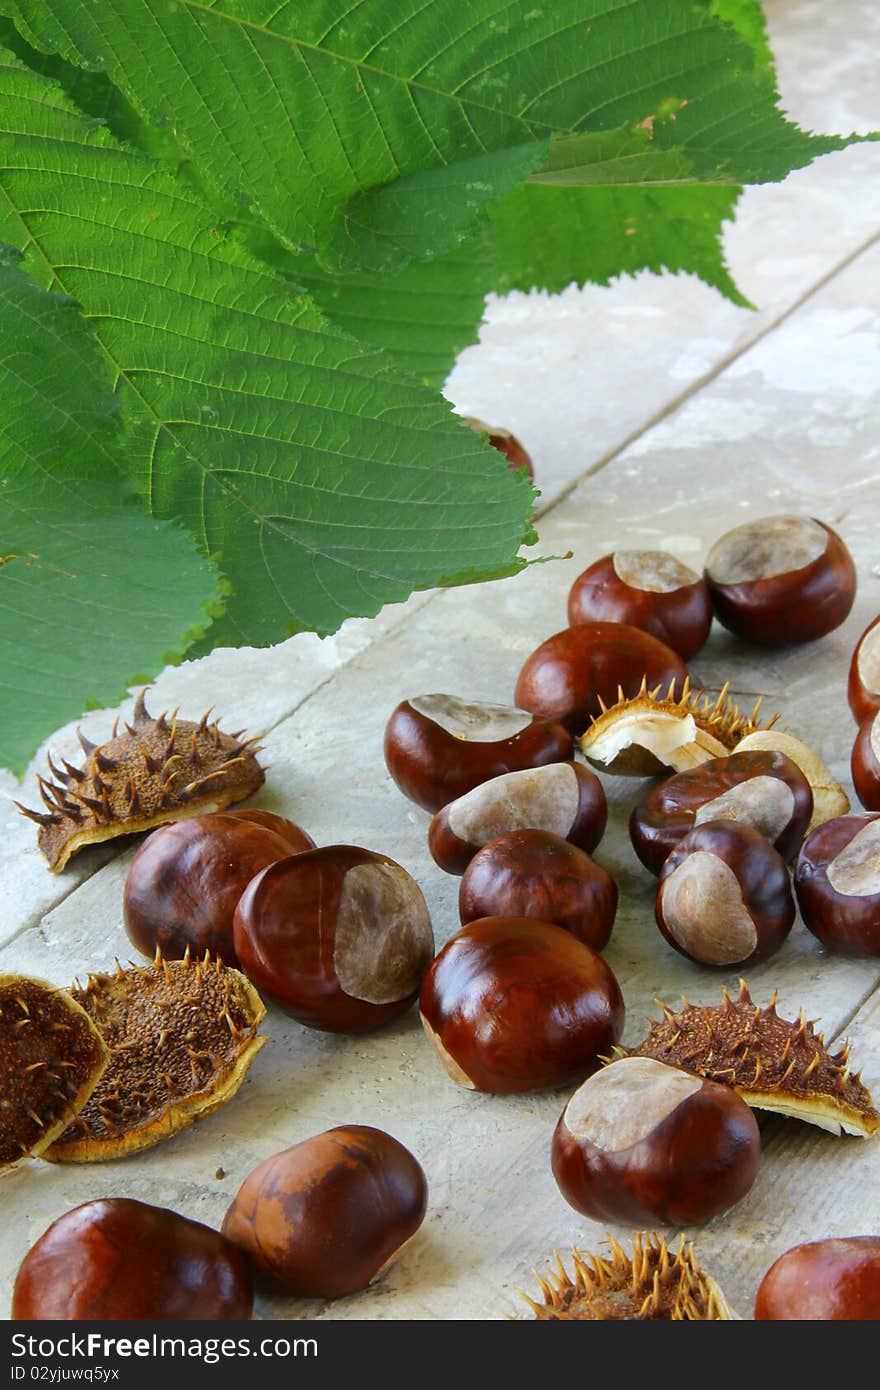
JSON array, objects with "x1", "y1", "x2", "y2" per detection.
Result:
[
  {"x1": 551, "y1": 1056, "x2": 760, "y2": 1226},
  {"x1": 464, "y1": 417, "x2": 534, "y2": 478},
  {"x1": 124, "y1": 810, "x2": 315, "y2": 965},
  {"x1": 655, "y1": 820, "x2": 795, "y2": 967},
  {"x1": 755, "y1": 1236, "x2": 880, "y2": 1319},
  {"x1": 384, "y1": 694, "x2": 572, "y2": 813},
  {"x1": 514, "y1": 622, "x2": 688, "y2": 734},
  {"x1": 233, "y1": 845, "x2": 434, "y2": 1031},
  {"x1": 734, "y1": 728, "x2": 850, "y2": 832},
  {"x1": 852, "y1": 710, "x2": 880, "y2": 810},
  {"x1": 567, "y1": 550, "x2": 713, "y2": 660},
  {"x1": 630, "y1": 749, "x2": 814, "y2": 875},
  {"x1": 419, "y1": 916, "x2": 624, "y2": 1093},
  {"x1": 704, "y1": 515, "x2": 856, "y2": 646},
  {"x1": 428, "y1": 760, "x2": 607, "y2": 875},
  {"x1": 222, "y1": 1125, "x2": 427, "y2": 1298},
  {"x1": 458, "y1": 830, "x2": 617, "y2": 951},
  {"x1": 849, "y1": 615, "x2": 880, "y2": 724},
  {"x1": 794, "y1": 813, "x2": 880, "y2": 957},
  {"x1": 12, "y1": 1198, "x2": 253, "y2": 1320},
  {"x1": 224, "y1": 807, "x2": 316, "y2": 845}
]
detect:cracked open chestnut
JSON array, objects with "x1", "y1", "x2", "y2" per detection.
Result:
[
  {"x1": 458, "y1": 830, "x2": 617, "y2": 951},
  {"x1": 12, "y1": 1198, "x2": 253, "y2": 1320},
  {"x1": 419, "y1": 916, "x2": 624, "y2": 1093},
  {"x1": 568, "y1": 550, "x2": 713, "y2": 660},
  {"x1": 655, "y1": 820, "x2": 795, "y2": 967},
  {"x1": 852, "y1": 710, "x2": 880, "y2": 811},
  {"x1": 755, "y1": 1236, "x2": 880, "y2": 1319},
  {"x1": 794, "y1": 813, "x2": 880, "y2": 957},
  {"x1": 428, "y1": 761, "x2": 606, "y2": 875},
  {"x1": 551, "y1": 1056, "x2": 760, "y2": 1226},
  {"x1": 222, "y1": 1125, "x2": 427, "y2": 1299},
  {"x1": 233, "y1": 845, "x2": 434, "y2": 1031},
  {"x1": 384, "y1": 694, "x2": 572, "y2": 813},
  {"x1": 849, "y1": 615, "x2": 880, "y2": 724},
  {"x1": 124, "y1": 809, "x2": 315, "y2": 965},
  {"x1": 630, "y1": 749, "x2": 813, "y2": 874},
  {"x1": 515, "y1": 623, "x2": 688, "y2": 734},
  {"x1": 704, "y1": 515, "x2": 856, "y2": 646}
]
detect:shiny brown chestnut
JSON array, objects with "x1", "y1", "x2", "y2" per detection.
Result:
[
  {"x1": 458, "y1": 830, "x2": 617, "y2": 951},
  {"x1": 568, "y1": 551, "x2": 713, "y2": 661},
  {"x1": 124, "y1": 810, "x2": 315, "y2": 965},
  {"x1": 794, "y1": 813, "x2": 880, "y2": 957},
  {"x1": 852, "y1": 710, "x2": 880, "y2": 811},
  {"x1": 464, "y1": 417, "x2": 534, "y2": 478},
  {"x1": 655, "y1": 820, "x2": 795, "y2": 967},
  {"x1": 419, "y1": 916, "x2": 624, "y2": 1093},
  {"x1": 514, "y1": 622, "x2": 688, "y2": 734},
  {"x1": 428, "y1": 760, "x2": 606, "y2": 875},
  {"x1": 551, "y1": 1056, "x2": 760, "y2": 1226},
  {"x1": 755, "y1": 1236, "x2": 880, "y2": 1320},
  {"x1": 222, "y1": 1125, "x2": 427, "y2": 1299},
  {"x1": 12, "y1": 1198, "x2": 253, "y2": 1320},
  {"x1": 384, "y1": 694, "x2": 573, "y2": 813},
  {"x1": 630, "y1": 749, "x2": 814, "y2": 875},
  {"x1": 233, "y1": 845, "x2": 434, "y2": 1031},
  {"x1": 849, "y1": 615, "x2": 880, "y2": 724},
  {"x1": 704, "y1": 515, "x2": 856, "y2": 646}
]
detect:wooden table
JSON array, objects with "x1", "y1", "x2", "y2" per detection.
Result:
[{"x1": 2, "y1": 0, "x2": 879, "y2": 1321}]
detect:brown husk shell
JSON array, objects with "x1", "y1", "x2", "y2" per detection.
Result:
[
  {"x1": 44, "y1": 951, "x2": 266, "y2": 1162},
  {"x1": 519, "y1": 1233, "x2": 736, "y2": 1320},
  {"x1": 0, "y1": 975, "x2": 108, "y2": 1168},
  {"x1": 18, "y1": 690, "x2": 265, "y2": 871},
  {"x1": 629, "y1": 980, "x2": 879, "y2": 1137}
]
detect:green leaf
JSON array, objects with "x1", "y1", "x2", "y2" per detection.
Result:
[
  {"x1": 276, "y1": 176, "x2": 748, "y2": 388},
  {"x1": 532, "y1": 128, "x2": 694, "y2": 187},
  {"x1": 490, "y1": 180, "x2": 748, "y2": 303},
  {"x1": 710, "y1": 0, "x2": 773, "y2": 68},
  {"x1": 0, "y1": 51, "x2": 536, "y2": 654},
  {"x1": 323, "y1": 140, "x2": 548, "y2": 274},
  {"x1": 3, "y1": 0, "x2": 869, "y2": 274},
  {"x1": 0, "y1": 252, "x2": 223, "y2": 775}
]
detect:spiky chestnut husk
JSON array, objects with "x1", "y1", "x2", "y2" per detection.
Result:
[
  {"x1": 17, "y1": 690, "x2": 265, "y2": 872},
  {"x1": 628, "y1": 980, "x2": 879, "y2": 1138},
  {"x1": 518, "y1": 1234, "x2": 736, "y2": 1320},
  {"x1": 578, "y1": 676, "x2": 777, "y2": 776},
  {"x1": 0, "y1": 976, "x2": 108, "y2": 1169},
  {"x1": 44, "y1": 951, "x2": 266, "y2": 1162}
]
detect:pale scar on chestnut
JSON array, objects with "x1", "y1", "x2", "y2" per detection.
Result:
[
  {"x1": 705, "y1": 516, "x2": 827, "y2": 584},
  {"x1": 562, "y1": 1057, "x2": 701, "y2": 1152},
  {"x1": 693, "y1": 776, "x2": 795, "y2": 840},
  {"x1": 408, "y1": 694, "x2": 532, "y2": 741},
  {"x1": 826, "y1": 818, "x2": 880, "y2": 897},
  {"x1": 446, "y1": 763, "x2": 580, "y2": 844},
  {"x1": 334, "y1": 862, "x2": 434, "y2": 1004},
  {"x1": 659, "y1": 853, "x2": 758, "y2": 965},
  {"x1": 612, "y1": 550, "x2": 700, "y2": 593}
]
